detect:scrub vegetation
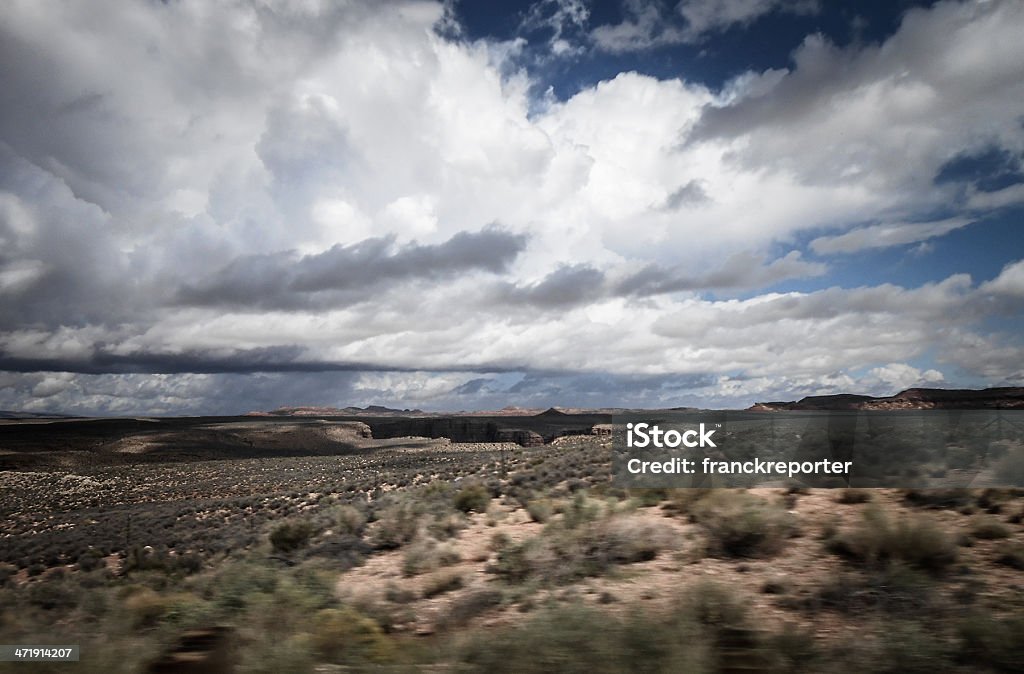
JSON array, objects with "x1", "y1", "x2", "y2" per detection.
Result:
[{"x1": 1, "y1": 430, "x2": 1023, "y2": 672}]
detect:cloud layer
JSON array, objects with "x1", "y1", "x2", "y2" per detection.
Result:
[{"x1": 1, "y1": 0, "x2": 1022, "y2": 413}]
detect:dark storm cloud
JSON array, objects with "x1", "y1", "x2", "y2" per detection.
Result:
[
  {"x1": 0, "y1": 345, "x2": 319, "y2": 375},
  {"x1": 615, "y1": 250, "x2": 825, "y2": 296},
  {"x1": 491, "y1": 264, "x2": 606, "y2": 307},
  {"x1": 0, "y1": 149, "x2": 153, "y2": 331},
  {"x1": 485, "y1": 251, "x2": 825, "y2": 311},
  {"x1": 663, "y1": 180, "x2": 711, "y2": 209},
  {"x1": 0, "y1": 369, "x2": 370, "y2": 417},
  {"x1": 497, "y1": 371, "x2": 719, "y2": 409},
  {"x1": 178, "y1": 226, "x2": 528, "y2": 310}
]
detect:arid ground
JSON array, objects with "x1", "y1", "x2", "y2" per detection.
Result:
[{"x1": 1, "y1": 417, "x2": 1023, "y2": 672}]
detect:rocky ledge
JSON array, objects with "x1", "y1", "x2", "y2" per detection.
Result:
[{"x1": 749, "y1": 387, "x2": 1024, "y2": 411}]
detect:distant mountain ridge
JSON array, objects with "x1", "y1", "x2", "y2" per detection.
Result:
[
  {"x1": 749, "y1": 387, "x2": 1024, "y2": 411},
  {"x1": 251, "y1": 405, "x2": 427, "y2": 417},
  {"x1": 0, "y1": 410, "x2": 78, "y2": 419}
]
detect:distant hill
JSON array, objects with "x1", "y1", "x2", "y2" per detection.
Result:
[
  {"x1": 0, "y1": 410, "x2": 78, "y2": 419},
  {"x1": 749, "y1": 387, "x2": 1024, "y2": 411},
  {"x1": 253, "y1": 405, "x2": 427, "y2": 417},
  {"x1": 257, "y1": 405, "x2": 648, "y2": 418}
]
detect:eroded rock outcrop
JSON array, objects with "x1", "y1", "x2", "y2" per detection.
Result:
[{"x1": 750, "y1": 387, "x2": 1024, "y2": 411}]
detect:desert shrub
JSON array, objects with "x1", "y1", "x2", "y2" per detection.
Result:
[
  {"x1": 458, "y1": 604, "x2": 675, "y2": 674},
  {"x1": 876, "y1": 620, "x2": 954, "y2": 674},
  {"x1": 460, "y1": 585, "x2": 766, "y2": 673},
  {"x1": 422, "y1": 570, "x2": 464, "y2": 598},
  {"x1": 814, "y1": 564, "x2": 935, "y2": 615},
  {"x1": 429, "y1": 511, "x2": 467, "y2": 540},
  {"x1": 683, "y1": 580, "x2": 750, "y2": 628},
  {"x1": 370, "y1": 498, "x2": 422, "y2": 549},
  {"x1": 764, "y1": 624, "x2": 820, "y2": 673},
  {"x1": 628, "y1": 487, "x2": 671, "y2": 507},
  {"x1": 402, "y1": 537, "x2": 460, "y2": 577},
  {"x1": 27, "y1": 580, "x2": 79, "y2": 611},
  {"x1": 526, "y1": 498, "x2": 554, "y2": 523},
  {"x1": 269, "y1": 520, "x2": 316, "y2": 553},
  {"x1": 370, "y1": 486, "x2": 467, "y2": 549},
  {"x1": 664, "y1": 489, "x2": 714, "y2": 515},
  {"x1": 490, "y1": 537, "x2": 557, "y2": 584},
  {"x1": 120, "y1": 587, "x2": 163, "y2": 628},
  {"x1": 560, "y1": 491, "x2": 603, "y2": 529},
  {"x1": 210, "y1": 562, "x2": 280, "y2": 613},
  {"x1": 304, "y1": 534, "x2": 371, "y2": 569},
  {"x1": 0, "y1": 563, "x2": 16, "y2": 586},
  {"x1": 689, "y1": 490, "x2": 794, "y2": 558},
  {"x1": 761, "y1": 577, "x2": 790, "y2": 595},
  {"x1": 324, "y1": 504, "x2": 366, "y2": 536},
  {"x1": 309, "y1": 607, "x2": 394, "y2": 664},
  {"x1": 970, "y1": 517, "x2": 1010, "y2": 540},
  {"x1": 384, "y1": 583, "x2": 417, "y2": 604},
  {"x1": 454, "y1": 483, "x2": 491, "y2": 513},
  {"x1": 239, "y1": 634, "x2": 315, "y2": 674},
  {"x1": 76, "y1": 548, "x2": 105, "y2": 572},
  {"x1": 826, "y1": 505, "x2": 956, "y2": 574},
  {"x1": 976, "y1": 488, "x2": 1022, "y2": 511},
  {"x1": 956, "y1": 611, "x2": 1024, "y2": 672},
  {"x1": 490, "y1": 513, "x2": 672, "y2": 584},
  {"x1": 903, "y1": 488, "x2": 973, "y2": 510},
  {"x1": 995, "y1": 541, "x2": 1024, "y2": 569},
  {"x1": 568, "y1": 514, "x2": 672, "y2": 571},
  {"x1": 121, "y1": 588, "x2": 205, "y2": 629},
  {"x1": 836, "y1": 488, "x2": 873, "y2": 504},
  {"x1": 438, "y1": 588, "x2": 505, "y2": 630}
]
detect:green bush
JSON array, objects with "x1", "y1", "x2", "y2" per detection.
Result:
[
  {"x1": 454, "y1": 483, "x2": 491, "y2": 513},
  {"x1": 826, "y1": 505, "x2": 956, "y2": 574},
  {"x1": 76, "y1": 549, "x2": 106, "y2": 572},
  {"x1": 970, "y1": 517, "x2": 1011, "y2": 540},
  {"x1": 370, "y1": 487, "x2": 466, "y2": 548},
  {"x1": 460, "y1": 583, "x2": 772, "y2": 673},
  {"x1": 995, "y1": 541, "x2": 1024, "y2": 569},
  {"x1": 239, "y1": 634, "x2": 314, "y2": 674},
  {"x1": 269, "y1": 520, "x2": 315, "y2": 553},
  {"x1": 526, "y1": 498, "x2": 554, "y2": 523},
  {"x1": 211, "y1": 561, "x2": 280, "y2": 613},
  {"x1": 815, "y1": 564, "x2": 935, "y2": 615},
  {"x1": 309, "y1": 607, "x2": 394, "y2": 664},
  {"x1": 836, "y1": 488, "x2": 872, "y2": 504},
  {"x1": 121, "y1": 588, "x2": 205, "y2": 629},
  {"x1": 438, "y1": 588, "x2": 505, "y2": 630},
  {"x1": 957, "y1": 611, "x2": 1024, "y2": 672},
  {"x1": 402, "y1": 537, "x2": 460, "y2": 577},
  {"x1": 459, "y1": 603, "x2": 708, "y2": 674},
  {"x1": 27, "y1": 580, "x2": 79, "y2": 611},
  {"x1": 877, "y1": 620, "x2": 954, "y2": 673},
  {"x1": 325, "y1": 505, "x2": 366, "y2": 536},
  {"x1": 560, "y1": 492, "x2": 602, "y2": 529},
  {"x1": 422, "y1": 570, "x2": 464, "y2": 598},
  {"x1": 490, "y1": 513, "x2": 671, "y2": 584},
  {"x1": 689, "y1": 490, "x2": 794, "y2": 558},
  {"x1": 903, "y1": 488, "x2": 973, "y2": 510},
  {"x1": 370, "y1": 498, "x2": 422, "y2": 549}
]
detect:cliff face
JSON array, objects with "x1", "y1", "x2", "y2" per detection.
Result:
[
  {"x1": 750, "y1": 387, "x2": 1024, "y2": 411},
  {"x1": 361, "y1": 412, "x2": 608, "y2": 446}
]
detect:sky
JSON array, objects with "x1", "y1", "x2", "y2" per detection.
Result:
[{"x1": 1, "y1": 0, "x2": 1023, "y2": 415}]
